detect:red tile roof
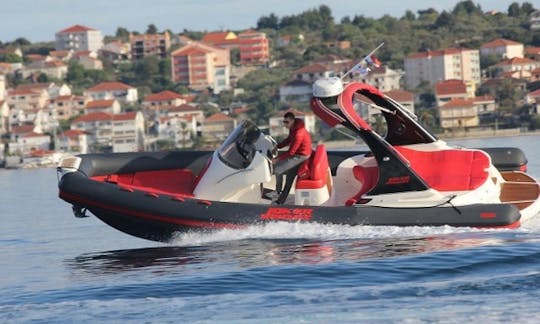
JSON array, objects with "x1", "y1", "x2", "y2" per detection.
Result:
[
  {"x1": 435, "y1": 79, "x2": 467, "y2": 96},
  {"x1": 202, "y1": 31, "x2": 237, "y2": 44},
  {"x1": 73, "y1": 112, "x2": 112, "y2": 123},
  {"x1": 294, "y1": 62, "x2": 331, "y2": 74},
  {"x1": 525, "y1": 47, "x2": 540, "y2": 55},
  {"x1": 144, "y1": 90, "x2": 184, "y2": 102},
  {"x1": 385, "y1": 89, "x2": 414, "y2": 102},
  {"x1": 24, "y1": 131, "x2": 48, "y2": 138},
  {"x1": 62, "y1": 129, "x2": 87, "y2": 138},
  {"x1": 496, "y1": 57, "x2": 538, "y2": 66},
  {"x1": 482, "y1": 38, "x2": 522, "y2": 48},
  {"x1": 205, "y1": 112, "x2": 233, "y2": 122},
  {"x1": 11, "y1": 124, "x2": 35, "y2": 134},
  {"x1": 441, "y1": 98, "x2": 475, "y2": 108},
  {"x1": 86, "y1": 99, "x2": 115, "y2": 109},
  {"x1": 57, "y1": 25, "x2": 96, "y2": 34},
  {"x1": 113, "y1": 111, "x2": 137, "y2": 121},
  {"x1": 87, "y1": 82, "x2": 133, "y2": 92},
  {"x1": 529, "y1": 88, "x2": 540, "y2": 97}
]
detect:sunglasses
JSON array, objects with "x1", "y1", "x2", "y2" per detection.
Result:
[{"x1": 283, "y1": 120, "x2": 290, "y2": 125}]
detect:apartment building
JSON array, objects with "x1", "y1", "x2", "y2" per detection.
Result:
[
  {"x1": 170, "y1": 42, "x2": 231, "y2": 93},
  {"x1": 238, "y1": 30, "x2": 269, "y2": 65},
  {"x1": 129, "y1": 32, "x2": 171, "y2": 60},
  {"x1": 404, "y1": 48, "x2": 481, "y2": 89},
  {"x1": 55, "y1": 25, "x2": 103, "y2": 52}
]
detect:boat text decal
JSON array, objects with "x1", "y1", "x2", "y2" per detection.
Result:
[
  {"x1": 261, "y1": 207, "x2": 313, "y2": 221},
  {"x1": 385, "y1": 176, "x2": 410, "y2": 185}
]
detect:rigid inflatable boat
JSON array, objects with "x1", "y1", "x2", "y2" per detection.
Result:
[{"x1": 57, "y1": 80, "x2": 540, "y2": 242}]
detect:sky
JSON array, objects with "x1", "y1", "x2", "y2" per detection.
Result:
[{"x1": 0, "y1": 0, "x2": 537, "y2": 43}]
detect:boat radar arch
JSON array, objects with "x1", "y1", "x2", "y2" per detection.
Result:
[{"x1": 313, "y1": 77, "x2": 343, "y2": 98}]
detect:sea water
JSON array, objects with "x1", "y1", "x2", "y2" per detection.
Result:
[{"x1": 1, "y1": 135, "x2": 540, "y2": 323}]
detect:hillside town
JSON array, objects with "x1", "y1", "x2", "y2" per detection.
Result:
[{"x1": 1, "y1": 3, "x2": 540, "y2": 167}]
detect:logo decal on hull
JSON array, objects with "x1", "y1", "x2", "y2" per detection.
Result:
[
  {"x1": 385, "y1": 175, "x2": 410, "y2": 185},
  {"x1": 261, "y1": 208, "x2": 313, "y2": 221}
]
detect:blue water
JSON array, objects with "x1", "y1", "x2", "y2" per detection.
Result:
[{"x1": 2, "y1": 135, "x2": 540, "y2": 323}]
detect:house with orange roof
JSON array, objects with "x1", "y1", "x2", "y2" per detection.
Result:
[
  {"x1": 480, "y1": 38, "x2": 524, "y2": 59},
  {"x1": 202, "y1": 112, "x2": 237, "y2": 140},
  {"x1": 435, "y1": 79, "x2": 469, "y2": 107},
  {"x1": 16, "y1": 82, "x2": 71, "y2": 98},
  {"x1": 492, "y1": 57, "x2": 540, "y2": 80},
  {"x1": 55, "y1": 24, "x2": 103, "y2": 52},
  {"x1": 438, "y1": 98, "x2": 479, "y2": 129},
  {"x1": 269, "y1": 108, "x2": 316, "y2": 138},
  {"x1": 84, "y1": 99, "x2": 120, "y2": 114},
  {"x1": 238, "y1": 30, "x2": 269, "y2": 65},
  {"x1": 7, "y1": 88, "x2": 49, "y2": 111},
  {"x1": 129, "y1": 32, "x2": 171, "y2": 60},
  {"x1": 201, "y1": 31, "x2": 238, "y2": 49},
  {"x1": 526, "y1": 88, "x2": 540, "y2": 105},
  {"x1": 404, "y1": 48, "x2": 481, "y2": 88},
  {"x1": 165, "y1": 103, "x2": 204, "y2": 122},
  {"x1": 525, "y1": 47, "x2": 540, "y2": 61},
  {"x1": 13, "y1": 131, "x2": 51, "y2": 157},
  {"x1": 56, "y1": 129, "x2": 89, "y2": 154},
  {"x1": 85, "y1": 81, "x2": 138, "y2": 103},
  {"x1": 171, "y1": 42, "x2": 231, "y2": 94},
  {"x1": 142, "y1": 90, "x2": 187, "y2": 111},
  {"x1": 48, "y1": 50, "x2": 73, "y2": 62}
]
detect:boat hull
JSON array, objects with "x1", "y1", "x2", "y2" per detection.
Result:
[{"x1": 59, "y1": 170, "x2": 521, "y2": 243}]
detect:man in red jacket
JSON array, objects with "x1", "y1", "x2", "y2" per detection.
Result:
[{"x1": 272, "y1": 112, "x2": 313, "y2": 204}]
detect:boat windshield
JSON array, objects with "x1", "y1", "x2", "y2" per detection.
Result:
[{"x1": 217, "y1": 120, "x2": 261, "y2": 169}]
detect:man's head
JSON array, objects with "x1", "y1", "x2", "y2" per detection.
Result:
[{"x1": 283, "y1": 112, "x2": 295, "y2": 129}]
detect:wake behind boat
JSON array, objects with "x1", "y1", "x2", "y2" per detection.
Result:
[{"x1": 57, "y1": 77, "x2": 540, "y2": 242}]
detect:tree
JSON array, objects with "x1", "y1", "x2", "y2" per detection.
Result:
[
  {"x1": 257, "y1": 13, "x2": 279, "y2": 29},
  {"x1": 146, "y1": 24, "x2": 158, "y2": 34},
  {"x1": 115, "y1": 27, "x2": 130, "y2": 41}
]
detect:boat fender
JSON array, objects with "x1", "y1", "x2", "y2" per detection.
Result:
[{"x1": 145, "y1": 192, "x2": 159, "y2": 198}]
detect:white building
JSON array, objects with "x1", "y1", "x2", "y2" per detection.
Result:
[
  {"x1": 84, "y1": 82, "x2": 138, "y2": 103},
  {"x1": 480, "y1": 38, "x2": 524, "y2": 59},
  {"x1": 112, "y1": 111, "x2": 145, "y2": 152},
  {"x1": 71, "y1": 111, "x2": 144, "y2": 153},
  {"x1": 279, "y1": 79, "x2": 312, "y2": 102},
  {"x1": 404, "y1": 48, "x2": 481, "y2": 89},
  {"x1": 55, "y1": 25, "x2": 103, "y2": 52}
]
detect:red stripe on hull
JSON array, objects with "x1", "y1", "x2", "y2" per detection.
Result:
[{"x1": 59, "y1": 190, "x2": 245, "y2": 230}]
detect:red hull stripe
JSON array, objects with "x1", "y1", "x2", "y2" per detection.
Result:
[
  {"x1": 59, "y1": 191, "x2": 244, "y2": 229},
  {"x1": 477, "y1": 220, "x2": 521, "y2": 229}
]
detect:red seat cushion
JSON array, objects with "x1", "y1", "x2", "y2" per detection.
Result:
[
  {"x1": 394, "y1": 146, "x2": 490, "y2": 191},
  {"x1": 295, "y1": 144, "x2": 329, "y2": 190}
]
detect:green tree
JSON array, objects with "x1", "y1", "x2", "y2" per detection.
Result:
[{"x1": 146, "y1": 24, "x2": 158, "y2": 34}]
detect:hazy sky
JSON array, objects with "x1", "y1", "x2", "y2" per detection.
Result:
[{"x1": 0, "y1": 0, "x2": 535, "y2": 43}]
